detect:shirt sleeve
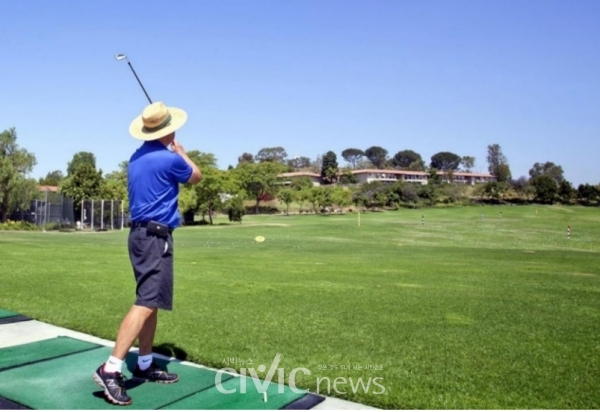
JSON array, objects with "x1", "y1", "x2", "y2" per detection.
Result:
[{"x1": 170, "y1": 153, "x2": 193, "y2": 184}]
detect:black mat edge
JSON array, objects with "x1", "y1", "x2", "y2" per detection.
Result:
[
  {"x1": 0, "y1": 396, "x2": 29, "y2": 410},
  {"x1": 281, "y1": 392, "x2": 326, "y2": 410},
  {"x1": 0, "y1": 316, "x2": 31, "y2": 326}
]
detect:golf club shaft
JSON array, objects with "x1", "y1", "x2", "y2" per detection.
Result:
[{"x1": 127, "y1": 62, "x2": 152, "y2": 104}]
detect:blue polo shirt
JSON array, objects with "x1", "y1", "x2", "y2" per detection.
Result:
[{"x1": 128, "y1": 140, "x2": 193, "y2": 228}]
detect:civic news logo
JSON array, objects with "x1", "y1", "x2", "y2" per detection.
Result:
[{"x1": 215, "y1": 353, "x2": 386, "y2": 395}]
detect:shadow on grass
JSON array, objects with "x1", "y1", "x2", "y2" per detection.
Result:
[{"x1": 153, "y1": 343, "x2": 189, "y2": 361}]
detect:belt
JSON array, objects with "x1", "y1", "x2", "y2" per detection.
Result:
[{"x1": 131, "y1": 221, "x2": 174, "y2": 234}]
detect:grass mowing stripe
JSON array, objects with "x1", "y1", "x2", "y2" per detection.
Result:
[{"x1": 0, "y1": 336, "x2": 101, "y2": 371}]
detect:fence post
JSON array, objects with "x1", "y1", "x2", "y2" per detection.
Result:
[
  {"x1": 101, "y1": 200, "x2": 104, "y2": 230},
  {"x1": 91, "y1": 200, "x2": 94, "y2": 229},
  {"x1": 81, "y1": 200, "x2": 84, "y2": 229},
  {"x1": 121, "y1": 201, "x2": 124, "y2": 230},
  {"x1": 111, "y1": 200, "x2": 114, "y2": 230}
]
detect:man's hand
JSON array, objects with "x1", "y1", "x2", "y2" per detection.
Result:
[
  {"x1": 171, "y1": 139, "x2": 202, "y2": 184},
  {"x1": 171, "y1": 140, "x2": 186, "y2": 155}
]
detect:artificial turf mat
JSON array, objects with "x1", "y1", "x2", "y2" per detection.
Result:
[
  {"x1": 0, "y1": 337, "x2": 100, "y2": 371},
  {"x1": 0, "y1": 309, "x2": 19, "y2": 318},
  {"x1": 0, "y1": 308, "x2": 31, "y2": 325},
  {"x1": 160, "y1": 376, "x2": 307, "y2": 410},
  {"x1": 0, "y1": 339, "x2": 312, "y2": 409}
]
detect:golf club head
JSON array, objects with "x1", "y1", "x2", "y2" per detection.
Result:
[{"x1": 115, "y1": 53, "x2": 128, "y2": 61}]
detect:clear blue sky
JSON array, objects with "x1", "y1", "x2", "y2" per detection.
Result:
[{"x1": 2, "y1": 0, "x2": 599, "y2": 185}]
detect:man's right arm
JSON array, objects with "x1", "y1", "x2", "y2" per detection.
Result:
[{"x1": 172, "y1": 140, "x2": 202, "y2": 184}]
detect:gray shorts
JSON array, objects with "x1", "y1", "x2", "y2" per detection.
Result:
[{"x1": 128, "y1": 226, "x2": 174, "y2": 310}]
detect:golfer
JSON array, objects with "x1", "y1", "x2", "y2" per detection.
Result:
[{"x1": 93, "y1": 102, "x2": 202, "y2": 405}]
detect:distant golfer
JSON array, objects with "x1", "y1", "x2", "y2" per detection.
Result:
[{"x1": 93, "y1": 102, "x2": 202, "y2": 405}]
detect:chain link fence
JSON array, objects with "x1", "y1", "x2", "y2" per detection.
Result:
[
  {"x1": 79, "y1": 200, "x2": 126, "y2": 230},
  {"x1": 8, "y1": 188, "x2": 75, "y2": 229}
]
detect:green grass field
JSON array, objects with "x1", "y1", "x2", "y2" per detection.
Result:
[{"x1": 1, "y1": 205, "x2": 599, "y2": 409}]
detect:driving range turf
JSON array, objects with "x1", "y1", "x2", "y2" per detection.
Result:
[{"x1": 1, "y1": 205, "x2": 599, "y2": 409}]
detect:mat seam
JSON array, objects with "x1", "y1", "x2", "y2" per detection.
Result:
[
  {"x1": 0, "y1": 344, "x2": 103, "y2": 374},
  {"x1": 154, "y1": 373, "x2": 237, "y2": 410}
]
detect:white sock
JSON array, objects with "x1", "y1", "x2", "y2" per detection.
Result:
[
  {"x1": 138, "y1": 354, "x2": 153, "y2": 371},
  {"x1": 104, "y1": 356, "x2": 123, "y2": 373}
]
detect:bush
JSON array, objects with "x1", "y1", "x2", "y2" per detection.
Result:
[{"x1": 0, "y1": 220, "x2": 38, "y2": 231}]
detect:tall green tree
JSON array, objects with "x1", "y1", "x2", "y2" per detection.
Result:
[
  {"x1": 67, "y1": 152, "x2": 96, "y2": 176},
  {"x1": 39, "y1": 170, "x2": 64, "y2": 186},
  {"x1": 577, "y1": 184, "x2": 598, "y2": 205},
  {"x1": 531, "y1": 175, "x2": 558, "y2": 204},
  {"x1": 99, "y1": 161, "x2": 129, "y2": 210},
  {"x1": 187, "y1": 151, "x2": 218, "y2": 169},
  {"x1": 460, "y1": 156, "x2": 476, "y2": 172},
  {"x1": 341, "y1": 148, "x2": 365, "y2": 169},
  {"x1": 237, "y1": 152, "x2": 254, "y2": 165},
  {"x1": 529, "y1": 161, "x2": 565, "y2": 185},
  {"x1": 255, "y1": 147, "x2": 287, "y2": 163},
  {"x1": 61, "y1": 162, "x2": 104, "y2": 217},
  {"x1": 320, "y1": 151, "x2": 339, "y2": 184},
  {"x1": 487, "y1": 144, "x2": 511, "y2": 183},
  {"x1": 0, "y1": 128, "x2": 37, "y2": 221},
  {"x1": 278, "y1": 189, "x2": 295, "y2": 216},
  {"x1": 364, "y1": 146, "x2": 388, "y2": 169},
  {"x1": 195, "y1": 167, "x2": 239, "y2": 225},
  {"x1": 392, "y1": 150, "x2": 423, "y2": 170},
  {"x1": 430, "y1": 151, "x2": 461, "y2": 171},
  {"x1": 234, "y1": 161, "x2": 287, "y2": 213}
]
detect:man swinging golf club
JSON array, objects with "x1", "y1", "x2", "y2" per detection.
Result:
[{"x1": 93, "y1": 102, "x2": 202, "y2": 405}]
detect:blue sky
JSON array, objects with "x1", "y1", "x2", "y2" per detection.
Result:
[{"x1": 2, "y1": 0, "x2": 599, "y2": 185}]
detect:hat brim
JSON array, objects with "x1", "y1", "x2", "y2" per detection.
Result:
[{"x1": 129, "y1": 107, "x2": 187, "y2": 141}]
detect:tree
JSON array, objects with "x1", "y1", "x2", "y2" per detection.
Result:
[
  {"x1": 195, "y1": 167, "x2": 239, "y2": 225},
  {"x1": 287, "y1": 156, "x2": 311, "y2": 170},
  {"x1": 461, "y1": 156, "x2": 475, "y2": 172},
  {"x1": 557, "y1": 180, "x2": 575, "y2": 204},
  {"x1": 577, "y1": 184, "x2": 598, "y2": 205},
  {"x1": 483, "y1": 181, "x2": 509, "y2": 202},
  {"x1": 487, "y1": 144, "x2": 511, "y2": 183},
  {"x1": 392, "y1": 150, "x2": 423, "y2": 170},
  {"x1": 310, "y1": 154, "x2": 323, "y2": 174},
  {"x1": 278, "y1": 189, "x2": 295, "y2": 215},
  {"x1": 338, "y1": 168, "x2": 358, "y2": 184},
  {"x1": 495, "y1": 163, "x2": 512, "y2": 183},
  {"x1": 178, "y1": 185, "x2": 199, "y2": 223},
  {"x1": 511, "y1": 176, "x2": 532, "y2": 201},
  {"x1": 341, "y1": 148, "x2": 365, "y2": 169},
  {"x1": 364, "y1": 146, "x2": 388, "y2": 169},
  {"x1": 321, "y1": 151, "x2": 339, "y2": 184},
  {"x1": 67, "y1": 151, "x2": 96, "y2": 176},
  {"x1": 531, "y1": 175, "x2": 558, "y2": 204},
  {"x1": 0, "y1": 128, "x2": 37, "y2": 221},
  {"x1": 234, "y1": 161, "x2": 287, "y2": 213},
  {"x1": 187, "y1": 151, "x2": 218, "y2": 169},
  {"x1": 255, "y1": 147, "x2": 287, "y2": 163},
  {"x1": 39, "y1": 170, "x2": 64, "y2": 186},
  {"x1": 290, "y1": 176, "x2": 314, "y2": 191},
  {"x1": 226, "y1": 195, "x2": 245, "y2": 223},
  {"x1": 529, "y1": 162, "x2": 565, "y2": 185},
  {"x1": 331, "y1": 187, "x2": 352, "y2": 212},
  {"x1": 237, "y1": 152, "x2": 254, "y2": 165},
  {"x1": 61, "y1": 162, "x2": 104, "y2": 216},
  {"x1": 430, "y1": 152, "x2": 461, "y2": 171},
  {"x1": 99, "y1": 161, "x2": 129, "y2": 211}
]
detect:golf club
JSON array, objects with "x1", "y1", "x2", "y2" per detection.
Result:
[{"x1": 115, "y1": 53, "x2": 152, "y2": 104}]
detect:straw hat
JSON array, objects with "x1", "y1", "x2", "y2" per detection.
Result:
[{"x1": 129, "y1": 102, "x2": 187, "y2": 141}]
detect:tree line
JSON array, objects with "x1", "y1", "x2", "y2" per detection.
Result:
[{"x1": 2, "y1": 127, "x2": 599, "y2": 224}]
